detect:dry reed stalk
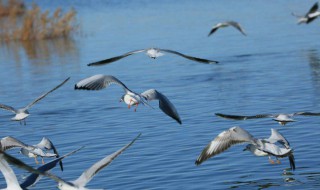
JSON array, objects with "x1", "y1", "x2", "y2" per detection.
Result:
[{"x1": 0, "y1": 1, "x2": 77, "y2": 41}]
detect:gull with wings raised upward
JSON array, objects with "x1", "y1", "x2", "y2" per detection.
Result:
[
  {"x1": 195, "y1": 127, "x2": 295, "y2": 170},
  {"x1": 75, "y1": 74, "x2": 182, "y2": 124},
  {"x1": 208, "y1": 21, "x2": 247, "y2": 36},
  {"x1": 87, "y1": 48, "x2": 218, "y2": 66},
  {"x1": 292, "y1": 2, "x2": 320, "y2": 24},
  {"x1": 215, "y1": 112, "x2": 320, "y2": 126},
  {"x1": 3, "y1": 133, "x2": 141, "y2": 190},
  {"x1": 0, "y1": 136, "x2": 60, "y2": 166},
  {"x1": 20, "y1": 137, "x2": 63, "y2": 170},
  {"x1": 0, "y1": 77, "x2": 70, "y2": 125}
]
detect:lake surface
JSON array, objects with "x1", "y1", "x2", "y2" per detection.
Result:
[{"x1": 1, "y1": 0, "x2": 320, "y2": 189}]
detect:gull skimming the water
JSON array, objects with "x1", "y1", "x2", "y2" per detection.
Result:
[
  {"x1": 0, "y1": 77, "x2": 70, "y2": 125},
  {"x1": 215, "y1": 112, "x2": 320, "y2": 126},
  {"x1": 292, "y1": 2, "x2": 320, "y2": 24},
  {"x1": 75, "y1": 74, "x2": 182, "y2": 124},
  {"x1": 0, "y1": 136, "x2": 61, "y2": 167},
  {"x1": 208, "y1": 21, "x2": 247, "y2": 36},
  {"x1": 3, "y1": 133, "x2": 141, "y2": 190},
  {"x1": 20, "y1": 147, "x2": 83, "y2": 189},
  {"x1": 87, "y1": 48, "x2": 218, "y2": 66},
  {"x1": 195, "y1": 126, "x2": 295, "y2": 170},
  {"x1": 20, "y1": 137, "x2": 63, "y2": 169}
]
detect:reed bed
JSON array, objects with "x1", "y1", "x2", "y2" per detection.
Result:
[{"x1": 0, "y1": 0, "x2": 77, "y2": 41}]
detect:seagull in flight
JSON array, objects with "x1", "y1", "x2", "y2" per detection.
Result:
[
  {"x1": 20, "y1": 146, "x2": 84, "y2": 189},
  {"x1": 215, "y1": 112, "x2": 320, "y2": 126},
  {"x1": 0, "y1": 136, "x2": 61, "y2": 167},
  {"x1": 208, "y1": 21, "x2": 247, "y2": 36},
  {"x1": 20, "y1": 137, "x2": 63, "y2": 169},
  {"x1": 0, "y1": 77, "x2": 70, "y2": 125},
  {"x1": 195, "y1": 126, "x2": 295, "y2": 170},
  {"x1": 75, "y1": 74, "x2": 182, "y2": 124},
  {"x1": 0, "y1": 147, "x2": 82, "y2": 190},
  {"x1": 2, "y1": 133, "x2": 141, "y2": 190},
  {"x1": 292, "y1": 2, "x2": 320, "y2": 24},
  {"x1": 87, "y1": 48, "x2": 218, "y2": 66}
]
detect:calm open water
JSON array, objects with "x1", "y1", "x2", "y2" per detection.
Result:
[{"x1": 1, "y1": 0, "x2": 320, "y2": 189}]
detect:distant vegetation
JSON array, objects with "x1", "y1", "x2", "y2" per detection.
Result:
[{"x1": 0, "y1": 0, "x2": 78, "y2": 41}]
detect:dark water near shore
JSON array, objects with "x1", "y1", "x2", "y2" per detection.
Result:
[{"x1": 1, "y1": 0, "x2": 320, "y2": 189}]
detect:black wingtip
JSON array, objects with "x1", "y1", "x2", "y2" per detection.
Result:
[
  {"x1": 195, "y1": 160, "x2": 202, "y2": 166},
  {"x1": 74, "y1": 84, "x2": 90, "y2": 90},
  {"x1": 289, "y1": 154, "x2": 295, "y2": 171}
]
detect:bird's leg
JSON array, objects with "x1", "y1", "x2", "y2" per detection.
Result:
[
  {"x1": 41, "y1": 157, "x2": 45, "y2": 164},
  {"x1": 24, "y1": 119, "x2": 26, "y2": 126},
  {"x1": 128, "y1": 99, "x2": 132, "y2": 109},
  {"x1": 276, "y1": 158, "x2": 281, "y2": 164},
  {"x1": 268, "y1": 156, "x2": 275, "y2": 164},
  {"x1": 134, "y1": 103, "x2": 139, "y2": 112},
  {"x1": 19, "y1": 120, "x2": 22, "y2": 125},
  {"x1": 34, "y1": 157, "x2": 39, "y2": 165}
]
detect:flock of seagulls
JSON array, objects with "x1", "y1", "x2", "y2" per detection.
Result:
[
  {"x1": 0, "y1": 1, "x2": 320, "y2": 189},
  {"x1": 215, "y1": 112, "x2": 320, "y2": 126}
]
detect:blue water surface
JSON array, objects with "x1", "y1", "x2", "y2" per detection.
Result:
[{"x1": 0, "y1": 0, "x2": 320, "y2": 189}]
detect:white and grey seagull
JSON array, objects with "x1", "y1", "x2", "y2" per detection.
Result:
[
  {"x1": 20, "y1": 137, "x2": 63, "y2": 169},
  {"x1": 20, "y1": 147, "x2": 84, "y2": 189},
  {"x1": 0, "y1": 136, "x2": 59, "y2": 167},
  {"x1": 208, "y1": 21, "x2": 247, "y2": 36},
  {"x1": 195, "y1": 126, "x2": 295, "y2": 170},
  {"x1": 292, "y1": 2, "x2": 320, "y2": 24},
  {"x1": 215, "y1": 112, "x2": 320, "y2": 126},
  {"x1": 87, "y1": 48, "x2": 218, "y2": 66},
  {"x1": 2, "y1": 133, "x2": 141, "y2": 190},
  {"x1": 75, "y1": 74, "x2": 182, "y2": 124},
  {"x1": 0, "y1": 147, "x2": 81, "y2": 190},
  {"x1": 0, "y1": 77, "x2": 70, "y2": 125}
]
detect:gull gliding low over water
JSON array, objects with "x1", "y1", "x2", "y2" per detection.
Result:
[
  {"x1": 195, "y1": 126, "x2": 295, "y2": 170},
  {"x1": 3, "y1": 133, "x2": 141, "y2": 190},
  {"x1": 292, "y1": 2, "x2": 320, "y2": 24},
  {"x1": 215, "y1": 112, "x2": 320, "y2": 125},
  {"x1": 208, "y1": 21, "x2": 247, "y2": 36},
  {"x1": 20, "y1": 147, "x2": 84, "y2": 189},
  {"x1": 87, "y1": 48, "x2": 218, "y2": 66},
  {"x1": 0, "y1": 77, "x2": 70, "y2": 125},
  {"x1": 20, "y1": 137, "x2": 63, "y2": 169},
  {"x1": 0, "y1": 136, "x2": 60, "y2": 166},
  {"x1": 75, "y1": 74, "x2": 182, "y2": 124}
]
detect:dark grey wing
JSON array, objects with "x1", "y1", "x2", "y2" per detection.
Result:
[
  {"x1": 208, "y1": 26, "x2": 220, "y2": 36},
  {"x1": 20, "y1": 146, "x2": 84, "y2": 189},
  {"x1": 23, "y1": 77, "x2": 70, "y2": 110},
  {"x1": 294, "y1": 111, "x2": 320, "y2": 116},
  {"x1": 195, "y1": 126, "x2": 254, "y2": 165},
  {"x1": 87, "y1": 49, "x2": 146, "y2": 66},
  {"x1": 141, "y1": 89, "x2": 182, "y2": 124},
  {"x1": 75, "y1": 74, "x2": 131, "y2": 93},
  {"x1": 0, "y1": 136, "x2": 28, "y2": 151},
  {"x1": 307, "y1": 2, "x2": 318, "y2": 15},
  {"x1": 1, "y1": 150, "x2": 67, "y2": 187},
  {"x1": 72, "y1": 133, "x2": 141, "y2": 187},
  {"x1": 226, "y1": 21, "x2": 247, "y2": 36},
  {"x1": 36, "y1": 137, "x2": 63, "y2": 171},
  {"x1": 265, "y1": 128, "x2": 290, "y2": 149},
  {"x1": 215, "y1": 113, "x2": 275, "y2": 120},
  {"x1": 0, "y1": 150, "x2": 46, "y2": 178},
  {"x1": 0, "y1": 104, "x2": 17, "y2": 114},
  {"x1": 159, "y1": 49, "x2": 218, "y2": 64}
]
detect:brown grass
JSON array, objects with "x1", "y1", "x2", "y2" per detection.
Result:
[{"x1": 0, "y1": 1, "x2": 78, "y2": 41}]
